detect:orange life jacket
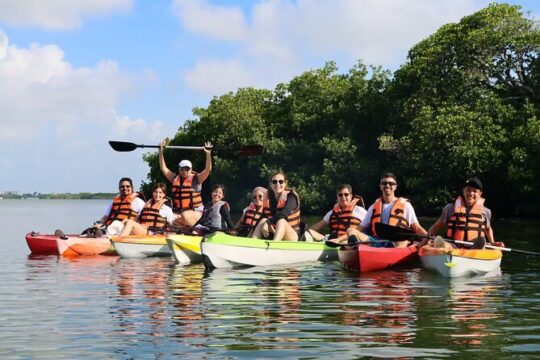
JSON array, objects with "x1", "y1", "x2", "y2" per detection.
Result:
[
  {"x1": 105, "y1": 193, "x2": 140, "y2": 226},
  {"x1": 263, "y1": 190, "x2": 301, "y2": 230},
  {"x1": 172, "y1": 174, "x2": 203, "y2": 212},
  {"x1": 329, "y1": 203, "x2": 361, "y2": 237},
  {"x1": 241, "y1": 203, "x2": 266, "y2": 229},
  {"x1": 138, "y1": 198, "x2": 169, "y2": 233},
  {"x1": 446, "y1": 196, "x2": 486, "y2": 241},
  {"x1": 370, "y1": 197, "x2": 410, "y2": 236}
]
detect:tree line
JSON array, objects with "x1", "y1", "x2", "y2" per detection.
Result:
[{"x1": 143, "y1": 3, "x2": 540, "y2": 217}]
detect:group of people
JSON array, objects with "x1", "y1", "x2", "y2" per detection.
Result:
[{"x1": 68, "y1": 139, "x2": 501, "y2": 250}]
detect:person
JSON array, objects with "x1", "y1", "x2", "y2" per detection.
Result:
[
  {"x1": 251, "y1": 171, "x2": 301, "y2": 241},
  {"x1": 234, "y1": 187, "x2": 267, "y2": 237},
  {"x1": 198, "y1": 184, "x2": 234, "y2": 234},
  {"x1": 159, "y1": 139, "x2": 212, "y2": 230},
  {"x1": 55, "y1": 177, "x2": 146, "y2": 239},
  {"x1": 308, "y1": 184, "x2": 367, "y2": 242},
  {"x1": 428, "y1": 176, "x2": 500, "y2": 249},
  {"x1": 118, "y1": 183, "x2": 175, "y2": 237},
  {"x1": 345, "y1": 173, "x2": 427, "y2": 248}
]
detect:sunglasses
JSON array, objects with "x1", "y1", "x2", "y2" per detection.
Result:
[
  {"x1": 380, "y1": 181, "x2": 396, "y2": 186},
  {"x1": 252, "y1": 194, "x2": 264, "y2": 200},
  {"x1": 271, "y1": 179, "x2": 285, "y2": 185},
  {"x1": 120, "y1": 185, "x2": 131, "y2": 189},
  {"x1": 180, "y1": 167, "x2": 191, "y2": 172},
  {"x1": 338, "y1": 193, "x2": 350, "y2": 197}
]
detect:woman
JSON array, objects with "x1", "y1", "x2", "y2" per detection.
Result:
[
  {"x1": 251, "y1": 171, "x2": 301, "y2": 241},
  {"x1": 199, "y1": 184, "x2": 234, "y2": 234},
  {"x1": 119, "y1": 183, "x2": 175, "y2": 236},
  {"x1": 308, "y1": 184, "x2": 367, "y2": 243},
  {"x1": 234, "y1": 187, "x2": 267, "y2": 237},
  {"x1": 159, "y1": 139, "x2": 212, "y2": 229}
]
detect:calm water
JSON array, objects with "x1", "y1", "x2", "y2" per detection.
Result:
[{"x1": 1, "y1": 200, "x2": 539, "y2": 359}]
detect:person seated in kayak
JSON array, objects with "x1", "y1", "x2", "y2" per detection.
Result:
[
  {"x1": 234, "y1": 186, "x2": 267, "y2": 237},
  {"x1": 197, "y1": 184, "x2": 234, "y2": 234},
  {"x1": 251, "y1": 171, "x2": 301, "y2": 241},
  {"x1": 159, "y1": 139, "x2": 212, "y2": 230},
  {"x1": 56, "y1": 177, "x2": 146, "y2": 238},
  {"x1": 118, "y1": 183, "x2": 175, "y2": 237},
  {"x1": 307, "y1": 184, "x2": 367, "y2": 243},
  {"x1": 427, "y1": 176, "x2": 501, "y2": 250},
  {"x1": 348, "y1": 173, "x2": 427, "y2": 248}
]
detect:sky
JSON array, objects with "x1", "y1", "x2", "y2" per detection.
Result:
[{"x1": 0, "y1": 0, "x2": 538, "y2": 194}]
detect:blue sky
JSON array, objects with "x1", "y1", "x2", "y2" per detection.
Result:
[{"x1": 0, "y1": 0, "x2": 538, "y2": 193}]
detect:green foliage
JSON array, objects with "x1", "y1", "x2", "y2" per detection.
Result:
[{"x1": 142, "y1": 3, "x2": 540, "y2": 217}]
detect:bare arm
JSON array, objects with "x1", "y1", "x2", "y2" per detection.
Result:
[
  {"x1": 411, "y1": 222, "x2": 428, "y2": 236},
  {"x1": 486, "y1": 226, "x2": 495, "y2": 243},
  {"x1": 309, "y1": 219, "x2": 328, "y2": 232},
  {"x1": 159, "y1": 139, "x2": 176, "y2": 183},
  {"x1": 197, "y1": 141, "x2": 213, "y2": 184},
  {"x1": 427, "y1": 219, "x2": 444, "y2": 237}
]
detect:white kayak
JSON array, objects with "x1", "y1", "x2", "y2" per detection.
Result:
[
  {"x1": 166, "y1": 234, "x2": 203, "y2": 265},
  {"x1": 111, "y1": 234, "x2": 171, "y2": 258},
  {"x1": 419, "y1": 245, "x2": 502, "y2": 278}
]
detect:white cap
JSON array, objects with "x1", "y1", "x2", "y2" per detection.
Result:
[{"x1": 178, "y1": 160, "x2": 192, "y2": 168}]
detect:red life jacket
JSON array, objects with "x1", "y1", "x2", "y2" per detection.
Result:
[
  {"x1": 138, "y1": 198, "x2": 169, "y2": 233},
  {"x1": 446, "y1": 196, "x2": 486, "y2": 241},
  {"x1": 263, "y1": 190, "x2": 301, "y2": 230},
  {"x1": 241, "y1": 203, "x2": 265, "y2": 230},
  {"x1": 329, "y1": 203, "x2": 361, "y2": 237},
  {"x1": 172, "y1": 174, "x2": 203, "y2": 212},
  {"x1": 370, "y1": 197, "x2": 410, "y2": 236},
  {"x1": 105, "y1": 193, "x2": 140, "y2": 226}
]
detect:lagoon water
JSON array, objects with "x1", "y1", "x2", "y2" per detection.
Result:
[{"x1": 0, "y1": 199, "x2": 539, "y2": 358}]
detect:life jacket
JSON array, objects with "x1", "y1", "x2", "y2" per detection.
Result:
[
  {"x1": 370, "y1": 197, "x2": 410, "y2": 236},
  {"x1": 105, "y1": 193, "x2": 140, "y2": 226},
  {"x1": 263, "y1": 190, "x2": 301, "y2": 230},
  {"x1": 240, "y1": 203, "x2": 265, "y2": 230},
  {"x1": 172, "y1": 174, "x2": 203, "y2": 212},
  {"x1": 446, "y1": 196, "x2": 486, "y2": 241},
  {"x1": 138, "y1": 198, "x2": 169, "y2": 233},
  {"x1": 201, "y1": 200, "x2": 230, "y2": 230},
  {"x1": 329, "y1": 203, "x2": 361, "y2": 237}
]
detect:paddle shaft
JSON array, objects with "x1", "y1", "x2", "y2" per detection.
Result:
[
  {"x1": 376, "y1": 223, "x2": 540, "y2": 256},
  {"x1": 108, "y1": 140, "x2": 263, "y2": 156}
]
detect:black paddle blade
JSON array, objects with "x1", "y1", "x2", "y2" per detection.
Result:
[
  {"x1": 109, "y1": 141, "x2": 138, "y2": 152},
  {"x1": 238, "y1": 145, "x2": 263, "y2": 156},
  {"x1": 374, "y1": 223, "x2": 419, "y2": 242}
]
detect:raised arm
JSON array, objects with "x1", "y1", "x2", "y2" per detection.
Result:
[
  {"x1": 197, "y1": 141, "x2": 213, "y2": 184},
  {"x1": 159, "y1": 139, "x2": 176, "y2": 183}
]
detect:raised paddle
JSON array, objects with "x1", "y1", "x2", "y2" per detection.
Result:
[
  {"x1": 108, "y1": 141, "x2": 263, "y2": 156},
  {"x1": 375, "y1": 223, "x2": 540, "y2": 256}
]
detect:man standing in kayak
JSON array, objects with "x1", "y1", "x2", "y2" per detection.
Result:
[
  {"x1": 159, "y1": 139, "x2": 212, "y2": 230},
  {"x1": 427, "y1": 177, "x2": 498, "y2": 249},
  {"x1": 343, "y1": 173, "x2": 427, "y2": 248}
]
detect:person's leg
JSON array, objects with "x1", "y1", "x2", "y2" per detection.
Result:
[
  {"x1": 119, "y1": 220, "x2": 137, "y2": 237},
  {"x1": 174, "y1": 210, "x2": 202, "y2": 228},
  {"x1": 273, "y1": 219, "x2": 298, "y2": 241},
  {"x1": 307, "y1": 229, "x2": 325, "y2": 241},
  {"x1": 251, "y1": 218, "x2": 269, "y2": 238},
  {"x1": 346, "y1": 227, "x2": 370, "y2": 242}
]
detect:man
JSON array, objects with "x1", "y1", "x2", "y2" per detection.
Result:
[
  {"x1": 346, "y1": 173, "x2": 427, "y2": 248},
  {"x1": 428, "y1": 176, "x2": 496, "y2": 248},
  {"x1": 56, "y1": 177, "x2": 145, "y2": 238}
]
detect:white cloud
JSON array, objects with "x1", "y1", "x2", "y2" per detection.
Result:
[
  {"x1": 172, "y1": 0, "x2": 248, "y2": 41},
  {"x1": 0, "y1": 0, "x2": 133, "y2": 30},
  {"x1": 0, "y1": 31, "x2": 170, "y2": 193},
  {"x1": 178, "y1": 0, "x2": 490, "y2": 95}
]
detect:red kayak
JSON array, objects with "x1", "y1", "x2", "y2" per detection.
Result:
[
  {"x1": 26, "y1": 232, "x2": 76, "y2": 254},
  {"x1": 338, "y1": 244, "x2": 419, "y2": 272}
]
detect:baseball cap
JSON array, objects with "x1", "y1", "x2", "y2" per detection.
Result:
[
  {"x1": 464, "y1": 176, "x2": 483, "y2": 191},
  {"x1": 178, "y1": 160, "x2": 192, "y2": 169}
]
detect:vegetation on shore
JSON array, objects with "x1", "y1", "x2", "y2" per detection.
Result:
[{"x1": 142, "y1": 3, "x2": 539, "y2": 217}]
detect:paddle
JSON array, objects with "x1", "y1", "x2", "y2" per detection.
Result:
[
  {"x1": 375, "y1": 223, "x2": 540, "y2": 256},
  {"x1": 108, "y1": 141, "x2": 263, "y2": 156},
  {"x1": 324, "y1": 238, "x2": 393, "y2": 248}
]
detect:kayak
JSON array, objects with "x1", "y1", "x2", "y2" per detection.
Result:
[
  {"x1": 419, "y1": 245, "x2": 502, "y2": 278},
  {"x1": 111, "y1": 234, "x2": 171, "y2": 258},
  {"x1": 25, "y1": 232, "x2": 69, "y2": 254},
  {"x1": 338, "y1": 244, "x2": 419, "y2": 272},
  {"x1": 56, "y1": 235, "x2": 116, "y2": 256},
  {"x1": 166, "y1": 234, "x2": 203, "y2": 264},
  {"x1": 201, "y1": 232, "x2": 338, "y2": 269}
]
